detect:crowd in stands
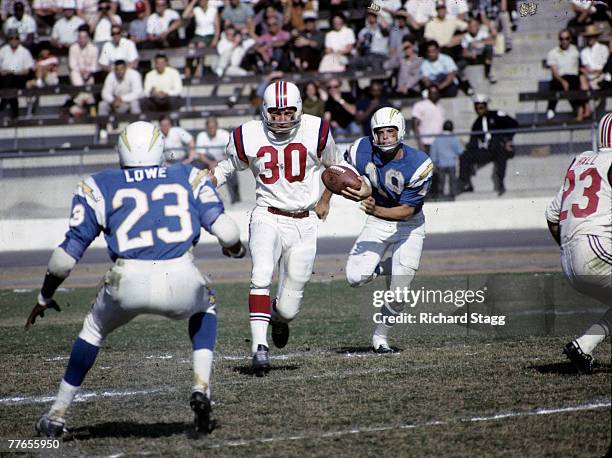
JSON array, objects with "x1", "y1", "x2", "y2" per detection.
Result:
[{"x1": 0, "y1": 0, "x2": 610, "y2": 200}]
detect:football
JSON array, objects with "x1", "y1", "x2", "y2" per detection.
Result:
[{"x1": 322, "y1": 165, "x2": 362, "y2": 194}]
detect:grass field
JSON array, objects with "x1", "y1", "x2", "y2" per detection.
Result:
[{"x1": 0, "y1": 273, "x2": 610, "y2": 457}]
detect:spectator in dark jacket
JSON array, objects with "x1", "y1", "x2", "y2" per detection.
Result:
[{"x1": 459, "y1": 94, "x2": 518, "y2": 196}]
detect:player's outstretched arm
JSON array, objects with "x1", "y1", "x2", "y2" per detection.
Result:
[
  {"x1": 25, "y1": 248, "x2": 76, "y2": 330},
  {"x1": 210, "y1": 213, "x2": 246, "y2": 258}
]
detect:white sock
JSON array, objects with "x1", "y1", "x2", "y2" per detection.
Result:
[
  {"x1": 576, "y1": 324, "x2": 607, "y2": 355},
  {"x1": 250, "y1": 321, "x2": 269, "y2": 354},
  {"x1": 48, "y1": 380, "x2": 79, "y2": 419},
  {"x1": 192, "y1": 348, "x2": 213, "y2": 397}
]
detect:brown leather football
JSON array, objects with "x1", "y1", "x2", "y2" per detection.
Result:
[{"x1": 322, "y1": 165, "x2": 361, "y2": 194}]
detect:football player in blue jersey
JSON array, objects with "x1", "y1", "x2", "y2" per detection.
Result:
[
  {"x1": 341, "y1": 107, "x2": 433, "y2": 353},
  {"x1": 25, "y1": 121, "x2": 245, "y2": 437}
]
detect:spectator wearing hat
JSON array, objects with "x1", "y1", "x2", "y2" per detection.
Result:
[
  {"x1": 293, "y1": 10, "x2": 324, "y2": 71},
  {"x1": 143, "y1": 53, "x2": 183, "y2": 111},
  {"x1": 579, "y1": 25, "x2": 609, "y2": 91},
  {"x1": 420, "y1": 39, "x2": 459, "y2": 97},
  {"x1": 51, "y1": 0, "x2": 85, "y2": 51},
  {"x1": 395, "y1": 36, "x2": 422, "y2": 96},
  {"x1": 387, "y1": 8, "x2": 412, "y2": 68},
  {"x1": 69, "y1": 25, "x2": 98, "y2": 85},
  {"x1": 91, "y1": 0, "x2": 122, "y2": 45},
  {"x1": 1, "y1": 0, "x2": 32, "y2": 22},
  {"x1": 0, "y1": 29, "x2": 34, "y2": 118},
  {"x1": 128, "y1": 1, "x2": 149, "y2": 47},
  {"x1": 3, "y1": 2, "x2": 37, "y2": 49},
  {"x1": 318, "y1": 13, "x2": 355, "y2": 73},
  {"x1": 459, "y1": 94, "x2": 518, "y2": 196},
  {"x1": 98, "y1": 24, "x2": 138, "y2": 72},
  {"x1": 352, "y1": 9, "x2": 390, "y2": 71},
  {"x1": 545, "y1": 29, "x2": 589, "y2": 121},
  {"x1": 424, "y1": 1, "x2": 466, "y2": 62},
  {"x1": 146, "y1": 0, "x2": 181, "y2": 48},
  {"x1": 221, "y1": 0, "x2": 254, "y2": 36},
  {"x1": 567, "y1": 0, "x2": 610, "y2": 43},
  {"x1": 430, "y1": 120, "x2": 463, "y2": 199}
]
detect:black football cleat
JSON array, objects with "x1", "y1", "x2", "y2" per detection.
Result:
[
  {"x1": 373, "y1": 343, "x2": 397, "y2": 354},
  {"x1": 271, "y1": 319, "x2": 290, "y2": 349},
  {"x1": 252, "y1": 344, "x2": 270, "y2": 377},
  {"x1": 190, "y1": 391, "x2": 213, "y2": 434},
  {"x1": 35, "y1": 415, "x2": 66, "y2": 438},
  {"x1": 563, "y1": 340, "x2": 594, "y2": 375}
]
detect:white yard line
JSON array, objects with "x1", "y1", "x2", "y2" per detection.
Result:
[
  {"x1": 208, "y1": 399, "x2": 611, "y2": 449},
  {"x1": 0, "y1": 388, "x2": 171, "y2": 405}
]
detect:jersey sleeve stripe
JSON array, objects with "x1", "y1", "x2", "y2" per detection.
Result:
[
  {"x1": 233, "y1": 126, "x2": 248, "y2": 164},
  {"x1": 317, "y1": 119, "x2": 330, "y2": 158}
]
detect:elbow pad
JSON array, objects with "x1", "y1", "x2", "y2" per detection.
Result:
[
  {"x1": 48, "y1": 247, "x2": 77, "y2": 278},
  {"x1": 210, "y1": 213, "x2": 240, "y2": 248}
]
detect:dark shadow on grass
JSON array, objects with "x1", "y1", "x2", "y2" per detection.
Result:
[
  {"x1": 69, "y1": 421, "x2": 193, "y2": 440},
  {"x1": 232, "y1": 364, "x2": 300, "y2": 376},
  {"x1": 530, "y1": 361, "x2": 612, "y2": 375}
]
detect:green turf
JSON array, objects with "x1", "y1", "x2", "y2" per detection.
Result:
[{"x1": 0, "y1": 275, "x2": 610, "y2": 456}]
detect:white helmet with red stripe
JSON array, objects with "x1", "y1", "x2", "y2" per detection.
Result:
[
  {"x1": 261, "y1": 80, "x2": 302, "y2": 133},
  {"x1": 597, "y1": 112, "x2": 612, "y2": 149}
]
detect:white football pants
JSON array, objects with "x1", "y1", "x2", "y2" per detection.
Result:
[
  {"x1": 346, "y1": 213, "x2": 426, "y2": 291},
  {"x1": 561, "y1": 235, "x2": 612, "y2": 306},
  {"x1": 249, "y1": 205, "x2": 318, "y2": 322},
  {"x1": 79, "y1": 252, "x2": 213, "y2": 347}
]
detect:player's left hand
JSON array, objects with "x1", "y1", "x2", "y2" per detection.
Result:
[
  {"x1": 341, "y1": 177, "x2": 372, "y2": 202},
  {"x1": 25, "y1": 299, "x2": 61, "y2": 330},
  {"x1": 360, "y1": 196, "x2": 376, "y2": 215},
  {"x1": 315, "y1": 199, "x2": 330, "y2": 221}
]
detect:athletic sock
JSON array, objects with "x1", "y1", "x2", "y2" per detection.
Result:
[
  {"x1": 48, "y1": 337, "x2": 99, "y2": 419},
  {"x1": 249, "y1": 292, "x2": 271, "y2": 354},
  {"x1": 576, "y1": 323, "x2": 608, "y2": 355},
  {"x1": 189, "y1": 311, "x2": 217, "y2": 397}
]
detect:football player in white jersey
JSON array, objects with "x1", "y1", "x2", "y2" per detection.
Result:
[
  {"x1": 546, "y1": 112, "x2": 612, "y2": 374},
  {"x1": 26, "y1": 121, "x2": 245, "y2": 436},
  {"x1": 341, "y1": 107, "x2": 433, "y2": 353},
  {"x1": 211, "y1": 80, "x2": 345, "y2": 375}
]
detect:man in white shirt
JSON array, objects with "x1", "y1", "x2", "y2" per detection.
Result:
[
  {"x1": 3, "y1": 2, "x2": 37, "y2": 48},
  {"x1": 69, "y1": 25, "x2": 98, "y2": 85},
  {"x1": 51, "y1": 0, "x2": 84, "y2": 50},
  {"x1": 353, "y1": 10, "x2": 389, "y2": 70},
  {"x1": 0, "y1": 29, "x2": 34, "y2": 118},
  {"x1": 579, "y1": 25, "x2": 609, "y2": 90},
  {"x1": 460, "y1": 17, "x2": 496, "y2": 84},
  {"x1": 159, "y1": 115, "x2": 195, "y2": 163},
  {"x1": 98, "y1": 24, "x2": 139, "y2": 71},
  {"x1": 546, "y1": 29, "x2": 588, "y2": 121},
  {"x1": 91, "y1": 0, "x2": 122, "y2": 44},
  {"x1": 146, "y1": 0, "x2": 181, "y2": 47},
  {"x1": 195, "y1": 116, "x2": 240, "y2": 202},
  {"x1": 143, "y1": 53, "x2": 183, "y2": 111},
  {"x1": 99, "y1": 60, "x2": 142, "y2": 116}
]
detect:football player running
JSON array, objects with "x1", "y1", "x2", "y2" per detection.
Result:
[
  {"x1": 210, "y1": 80, "x2": 348, "y2": 376},
  {"x1": 26, "y1": 121, "x2": 245, "y2": 436},
  {"x1": 545, "y1": 112, "x2": 612, "y2": 374},
  {"x1": 341, "y1": 107, "x2": 433, "y2": 353}
]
